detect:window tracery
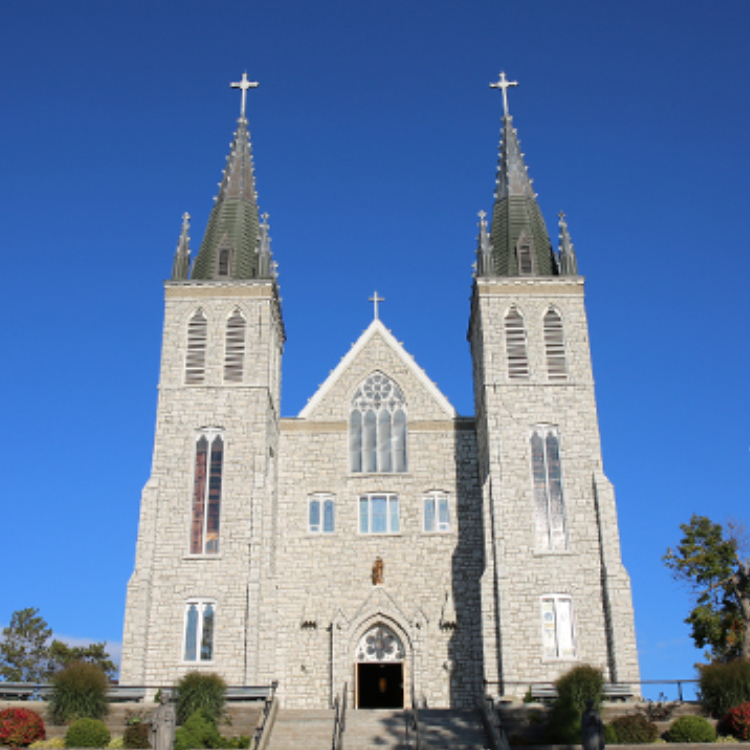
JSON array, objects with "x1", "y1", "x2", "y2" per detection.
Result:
[
  {"x1": 355, "y1": 625, "x2": 405, "y2": 662},
  {"x1": 349, "y1": 372, "x2": 407, "y2": 473}
]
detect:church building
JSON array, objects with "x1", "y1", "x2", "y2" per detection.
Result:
[{"x1": 120, "y1": 73, "x2": 640, "y2": 709}]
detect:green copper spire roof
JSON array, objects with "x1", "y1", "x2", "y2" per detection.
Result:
[
  {"x1": 171, "y1": 212, "x2": 191, "y2": 281},
  {"x1": 190, "y1": 75, "x2": 273, "y2": 281},
  {"x1": 483, "y1": 73, "x2": 558, "y2": 277}
]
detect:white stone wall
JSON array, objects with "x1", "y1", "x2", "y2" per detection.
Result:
[{"x1": 468, "y1": 276, "x2": 640, "y2": 691}]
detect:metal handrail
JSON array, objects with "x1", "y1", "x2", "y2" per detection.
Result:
[
  {"x1": 485, "y1": 678, "x2": 700, "y2": 702},
  {"x1": 249, "y1": 681, "x2": 278, "y2": 750}
]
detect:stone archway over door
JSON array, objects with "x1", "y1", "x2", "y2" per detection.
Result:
[{"x1": 355, "y1": 624, "x2": 405, "y2": 709}]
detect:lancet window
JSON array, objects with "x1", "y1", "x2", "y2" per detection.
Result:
[
  {"x1": 531, "y1": 426, "x2": 567, "y2": 551},
  {"x1": 224, "y1": 308, "x2": 247, "y2": 383},
  {"x1": 541, "y1": 595, "x2": 576, "y2": 660},
  {"x1": 183, "y1": 599, "x2": 215, "y2": 662},
  {"x1": 505, "y1": 307, "x2": 529, "y2": 379},
  {"x1": 543, "y1": 308, "x2": 567, "y2": 380},
  {"x1": 185, "y1": 309, "x2": 208, "y2": 384},
  {"x1": 191, "y1": 431, "x2": 223, "y2": 554},
  {"x1": 349, "y1": 372, "x2": 407, "y2": 473}
]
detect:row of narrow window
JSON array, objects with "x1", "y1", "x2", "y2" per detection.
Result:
[
  {"x1": 186, "y1": 308, "x2": 247, "y2": 385},
  {"x1": 189, "y1": 427, "x2": 566, "y2": 555},
  {"x1": 182, "y1": 593, "x2": 575, "y2": 663},
  {"x1": 504, "y1": 307, "x2": 568, "y2": 381},
  {"x1": 308, "y1": 491, "x2": 451, "y2": 535}
]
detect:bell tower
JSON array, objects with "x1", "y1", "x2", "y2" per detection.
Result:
[
  {"x1": 121, "y1": 74, "x2": 284, "y2": 687},
  {"x1": 469, "y1": 73, "x2": 640, "y2": 689}
]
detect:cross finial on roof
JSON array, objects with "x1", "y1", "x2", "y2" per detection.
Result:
[
  {"x1": 369, "y1": 291, "x2": 385, "y2": 320},
  {"x1": 231, "y1": 72, "x2": 259, "y2": 119},
  {"x1": 490, "y1": 71, "x2": 518, "y2": 118}
]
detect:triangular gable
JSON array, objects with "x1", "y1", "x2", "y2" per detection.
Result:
[{"x1": 298, "y1": 319, "x2": 456, "y2": 419}]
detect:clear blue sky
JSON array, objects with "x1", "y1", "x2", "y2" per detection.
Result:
[{"x1": 2, "y1": 0, "x2": 749, "y2": 697}]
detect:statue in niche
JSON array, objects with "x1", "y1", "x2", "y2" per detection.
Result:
[
  {"x1": 372, "y1": 557, "x2": 384, "y2": 585},
  {"x1": 149, "y1": 690, "x2": 176, "y2": 750}
]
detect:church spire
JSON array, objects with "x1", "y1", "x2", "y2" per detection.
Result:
[
  {"x1": 558, "y1": 212, "x2": 579, "y2": 275},
  {"x1": 171, "y1": 212, "x2": 192, "y2": 280},
  {"x1": 191, "y1": 73, "x2": 272, "y2": 281},
  {"x1": 483, "y1": 73, "x2": 557, "y2": 277}
]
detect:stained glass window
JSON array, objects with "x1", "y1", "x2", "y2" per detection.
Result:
[
  {"x1": 349, "y1": 372, "x2": 407, "y2": 473},
  {"x1": 541, "y1": 595, "x2": 576, "y2": 660},
  {"x1": 531, "y1": 427, "x2": 567, "y2": 551},
  {"x1": 191, "y1": 432, "x2": 223, "y2": 554}
]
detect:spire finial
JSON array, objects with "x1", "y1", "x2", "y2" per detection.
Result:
[
  {"x1": 230, "y1": 72, "x2": 259, "y2": 119},
  {"x1": 558, "y1": 211, "x2": 579, "y2": 276},
  {"x1": 490, "y1": 71, "x2": 518, "y2": 118},
  {"x1": 369, "y1": 291, "x2": 384, "y2": 321}
]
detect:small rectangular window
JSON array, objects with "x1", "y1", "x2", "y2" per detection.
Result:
[
  {"x1": 424, "y1": 492, "x2": 450, "y2": 532},
  {"x1": 308, "y1": 494, "x2": 335, "y2": 533},
  {"x1": 359, "y1": 494, "x2": 399, "y2": 534}
]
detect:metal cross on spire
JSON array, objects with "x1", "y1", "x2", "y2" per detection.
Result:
[
  {"x1": 231, "y1": 72, "x2": 259, "y2": 119},
  {"x1": 369, "y1": 291, "x2": 385, "y2": 320},
  {"x1": 490, "y1": 71, "x2": 518, "y2": 118}
]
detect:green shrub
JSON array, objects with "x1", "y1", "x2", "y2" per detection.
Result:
[
  {"x1": 65, "y1": 718, "x2": 111, "y2": 748},
  {"x1": 30, "y1": 738, "x2": 66, "y2": 749},
  {"x1": 0, "y1": 707, "x2": 46, "y2": 746},
  {"x1": 610, "y1": 714, "x2": 658, "y2": 744},
  {"x1": 175, "y1": 672, "x2": 226, "y2": 725},
  {"x1": 209, "y1": 737, "x2": 249, "y2": 749},
  {"x1": 123, "y1": 724, "x2": 151, "y2": 749},
  {"x1": 666, "y1": 715, "x2": 716, "y2": 743},
  {"x1": 174, "y1": 710, "x2": 220, "y2": 750},
  {"x1": 542, "y1": 697, "x2": 581, "y2": 745},
  {"x1": 556, "y1": 664, "x2": 605, "y2": 711},
  {"x1": 724, "y1": 701, "x2": 750, "y2": 740},
  {"x1": 700, "y1": 660, "x2": 750, "y2": 719},
  {"x1": 604, "y1": 723, "x2": 619, "y2": 744},
  {"x1": 107, "y1": 737, "x2": 124, "y2": 749},
  {"x1": 49, "y1": 662, "x2": 109, "y2": 724}
]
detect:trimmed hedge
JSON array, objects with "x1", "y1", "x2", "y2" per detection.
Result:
[
  {"x1": 65, "y1": 718, "x2": 111, "y2": 749},
  {"x1": 609, "y1": 714, "x2": 658, "y2": 744},
  {"x1": 666, "y1": 715, "x2": 716, "y2": 743},
  {"x1": 0, "y1": 707, "x2": 46, "y2": 747}
]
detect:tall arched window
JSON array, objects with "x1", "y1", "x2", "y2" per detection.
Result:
[
  {"x1": 185, "y1": 309, "x2": 208, "y2": 384},
  {"x1": 224, "y1": 308, "x2": 246, "y2": 383},
  {"x1": 531, "y1": 426, "x2": 567, "y2": 551},
  {"x1": 544, "y1": 308, "x2": 567, "y2": 380},
  {"x1": 505, "y1": 307, "x2": 529, "y2": 379},
  {"x1": 349, "y1": 372, "x2": 407, "y2": 473},
  {"x1": 191, "y1": 432, "x2": 223, "y2": 554},
  {"x1": 183, "y1": 599, "x2": 216, "y2": 662}
]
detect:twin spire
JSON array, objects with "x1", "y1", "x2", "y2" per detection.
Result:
[
  {"x1": 171, "y1": 72, "x2": 578, "y2": 284},
  {"x1": 477, "y1": 72, "x2": 578, "y2": 278},
  {"x1": 172, "y1": 73, "x2": 275, "y2": 282}
]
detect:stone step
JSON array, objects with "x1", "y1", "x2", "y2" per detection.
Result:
[
  {"x1": 266, "y1": 708, "x2": 335, "y2": 750},
  {"x1": 418, "y1": 709, "x2": 489, "y2": 750}
]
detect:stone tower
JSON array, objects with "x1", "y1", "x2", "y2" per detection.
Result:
[
  {"x1": 120, "y1": 76, "x2": 284, "y2": 686},
  {"x1": 468, "y1": 74, "x2": 640, "y2": 690}
]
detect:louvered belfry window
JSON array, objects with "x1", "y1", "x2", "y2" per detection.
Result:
[
  {"x1": 544, "y1": 308, "x2": 568, "y2": 380},
  {"x1": 516, "y1": 232, "x2": 535, "y2": 275},
  {"x1": 224, "y1": 309, "x2": 246, "y2": 383},
  {"x1": 505, "y1": 307, "x2": 529, "y2": 379},
  {"x1": 216, "y1": 246, "x2": 231, "y2": 278},
  {"x1": 531, "y1": 426, "x2": 567, "y2": 551},
  {"x1": 190, "y1": 433, "x2": 223, "y2": 554},
  {"x1": 185, "y1": 309, "x2": 208, "y2": 384},
  {"x1": 349, "y1": 372, "x2": 407, "y2": 473}
]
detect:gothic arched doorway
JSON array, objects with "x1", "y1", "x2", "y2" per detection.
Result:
[{"x1": 355, "y1": 624, "x2": 405, "y2": 708}]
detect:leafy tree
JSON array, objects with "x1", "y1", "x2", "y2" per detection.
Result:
[
  {"x1": 47, "y1": 641, "x2": 117, "y2": 681},
  {"x1": 664, "y1": 515, "x2": 750, "y2": 661},
  {"x1": 0, "y1": 608, "x2": 53, "y2": 682}
]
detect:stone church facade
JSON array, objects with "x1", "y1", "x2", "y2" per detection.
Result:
[{"x1": 120, "y1": 75, "x2": 640, "y2": 708}]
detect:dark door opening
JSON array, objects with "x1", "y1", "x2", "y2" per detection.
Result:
[{"x1": 357, "y1": 662, "x2": 403, "y2": 708}]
